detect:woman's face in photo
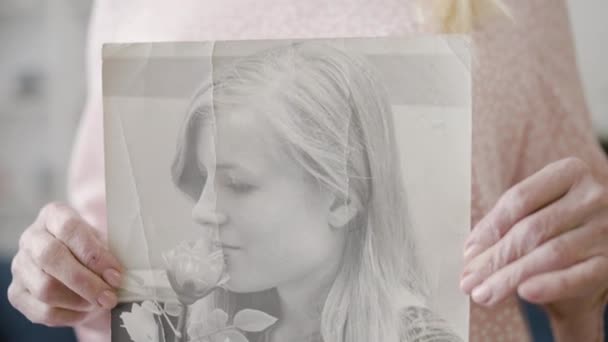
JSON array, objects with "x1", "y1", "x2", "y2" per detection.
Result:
[{"x1": 192, "y1": 105, "x2": 346, "y2": 293}]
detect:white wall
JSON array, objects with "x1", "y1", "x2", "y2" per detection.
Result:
[
  {"x1": 0, "y1": 1, "x2": 91, "y2": 257},
  {"x1": 567, "y1": 0, "x2": 608, "y2": 139}
]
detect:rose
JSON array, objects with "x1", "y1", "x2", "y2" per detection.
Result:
[{"x1": 162, "y1": 239, "x2": 228, "y2": 305}]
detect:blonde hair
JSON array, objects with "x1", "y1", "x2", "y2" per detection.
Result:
[
  {"x1": 429, "y1": 0, "x2": 511, "y2": 32},
  {"x1": 172, "y1": 42, "x2": 428, "y2": 342}
]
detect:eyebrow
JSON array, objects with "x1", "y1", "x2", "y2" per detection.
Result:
[{"x1": 197, "y1": 161, "x2": 257, "y2": 176}]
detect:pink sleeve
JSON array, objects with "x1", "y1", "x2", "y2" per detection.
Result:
[
  {"x1": 506, "y1": 0, "x2": 608, "y2": 185},
  {"x1": 67, "y1": 0, "x2": 108, "y2": 237},
  {"x1": 68, "y1": 96, "x2": 107, "y2": 236},
  {"x1": 471, "y1": 0, "x2": 608, "y2": 202},
  {"x1": 66, "y1": 67, "x2": 112, "y2": 342},
  {"x1": 66, "y1": 1, "x2": 112, "y2": 341},
  {"x1": 469, "y1": 2, "x2": 608, "y2": 339}
]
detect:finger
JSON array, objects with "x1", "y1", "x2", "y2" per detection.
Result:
[
  {"x1": 466, "y1": 219, "x2": 606, "y2": 306},
  {"x1": 22, "y1": 228, "x2": 119, "y2": 310},
  {"x1": 461, "y1": 181, "x2": 605, "y2": 289},
  {"x1": 7, "y1": 281, "x2": 88, "y2": 327},
  {"x1": 11, "y1": 251, "x2": 95, "y2": 312},
  {"x1": 464, "y1": 157, "x2": 589, "y2": 260},
  {"x1": 40, "y1": 202, "x2": 123, "y2": 287},
  {"x1": 518, "y1": 255, "x2": 608, "y2": 304}
]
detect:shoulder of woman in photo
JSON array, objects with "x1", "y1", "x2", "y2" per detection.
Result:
[
  {"x1": 392, "y1": 292, "x2": 463, "y2": 342},
  {"x1": 398, "y1": 305, "x2": 464, "y2": 342}
]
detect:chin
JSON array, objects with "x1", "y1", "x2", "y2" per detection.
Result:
[{"x1": 223, "y1": 274, "x2": 274, "y2": 294}]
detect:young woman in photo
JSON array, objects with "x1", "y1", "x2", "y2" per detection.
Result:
[{"x1": 171, "y1": 42, "x2": 462, "y2": 342}]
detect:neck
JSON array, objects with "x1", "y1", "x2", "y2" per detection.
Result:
[{"x1": 272, "y1": 256, "x2": 342, "y2": 340}]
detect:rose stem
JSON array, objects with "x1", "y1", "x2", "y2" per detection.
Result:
[
  {"x1": 152, "y1": 300, "x2": 181, "y2": 339},
  {"x1": 174, "y1": 303, "x2": 188, "y2": 342}
]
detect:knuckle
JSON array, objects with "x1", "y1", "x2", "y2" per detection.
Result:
[
  {"x1": 68, "y1": 269, "x2": 100, "y2": 299},
  {"x1": 503, "y1": 264, "x2": 525, "y2": 292},
  {"x1": 70, "y1": 269, "x2": 90, "y2": 287},
  {"x1": 524, "y1": 216, "x2": 550, "y2": 250},
  {"x1": 567, "y1": 158, "x2": 590, "y2": 184},
  {"x1": 10, "y1": 254, "x2": 20, "y2": 277},
  {"x1": 547, "y1": 238, "x2": 572, "y2": 266},
  {"x1": 564, "y1": 157, "x2": 588, "y2": 174},
  {"x1": 583, "y1": 188, "x2": 604, "y2": 211},
  {"x1": 547, "y1": 240, "x2": 562, "y2": 260},
  {"x1": 81, "y1": 244, "x2": 103, "y2": 270},
  {"x1": 491, "y1": 267, "x2": 522, "y2": 298},
  {"x1": 18, "y1": 228, "x2": 33, "y2": 251},
  {"x1": 510, "y1": 230, "x2": 534, "y2": 261},
  {"x1": 583, "y1": 184, "x2": 608, "y2": 209},
  {"x1": 503, "y1": 187, "x2": 528, "y2": 218},
  {"x1": 483, "y1": 252, "x2": 497, "y2": 275},
  {"x1": 490, "y1": 250, "x2": 505, "y2": 274},
  {"x1": 6, "y1": 282, "x2": 20, "y2": 308},
  {"x1": 36, "y1": 239, "x2": 67, "y2": 267},
  {"x1": 495, "y1": 243, "x2": 513, "y2": 270},
  {"x1": 41, "y1": 202, "x2": 66, "y2": 219},
  {"x1": 503, "y1": 187, "x2": 523, "y2": 207},
  {"x1": 34, "y1": 275, "x2": 59, "y2": 303},
  {"x1": 58, "y1": 216, "x2": 82, "y2": 242},
  {"x1": 487, "y1": 224, "x2": 502, "y2": 245},
  {"x1": 479, "y1": 218, "x2": 504, "y2": 246}
]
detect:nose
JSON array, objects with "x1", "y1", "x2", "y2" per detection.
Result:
[{"x1": 191, "y1": 187, "x2": 228, "y2": 228}]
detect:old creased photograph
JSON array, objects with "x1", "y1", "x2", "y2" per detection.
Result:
[{"x1": 103, "y1": 36, "x2": 471, "y2": 342}]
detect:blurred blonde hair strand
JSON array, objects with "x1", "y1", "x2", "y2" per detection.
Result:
[{"x1": 428, "y1": 0, "x2": 512, "y2": 32}]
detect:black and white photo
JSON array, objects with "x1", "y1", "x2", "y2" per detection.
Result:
[{"x1": 103, "y1": 36, "x2": 471, "y2": 342}]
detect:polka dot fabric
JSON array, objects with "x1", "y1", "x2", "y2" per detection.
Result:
[{"x1": 69, "y1": 0, "x2": 608, "y2": 341}]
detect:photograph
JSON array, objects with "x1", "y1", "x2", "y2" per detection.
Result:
[{"x1": 103, "y1": 36, "x2": 471, "y2": 342}]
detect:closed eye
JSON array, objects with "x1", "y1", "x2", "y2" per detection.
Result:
[
  {"x1": 227, "y1": 182, "x2": 256, "y2": 193},
  {"x1": 220, "y1": 174, "x2": 256, "y2": 193}
]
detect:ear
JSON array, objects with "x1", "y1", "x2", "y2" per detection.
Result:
[{"x1": 328, "y1": 193, "x2": 361, "y2": 229}]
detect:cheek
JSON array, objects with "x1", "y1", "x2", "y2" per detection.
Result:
[
  {"x1": 221, "y1": 178, "x2": 331, "y2": 239},
  {"x1": 223, "y1": 182, "x2": 339, "y2": 289}
]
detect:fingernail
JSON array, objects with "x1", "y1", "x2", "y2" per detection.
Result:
[
  {"x1": 97, "y1": 290, "x2": 118, "y2": 309},
  {"x1": 103, "y1": 268, "x2": 123, "y2": 288},
  {"x1": 472, "y1": 284, "x2": 492, "y2": 304}
]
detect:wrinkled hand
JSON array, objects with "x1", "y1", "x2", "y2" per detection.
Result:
[
  {"x1": 460, "y1": 157, "x2": 608, "y2": 337},
  {"x1": 7, "y1": 202, "x2": 124, "y2": 327}
]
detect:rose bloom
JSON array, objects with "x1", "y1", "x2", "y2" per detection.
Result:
[{"x1": 163, "y1": 239, "x2": 228, "y2": 305}]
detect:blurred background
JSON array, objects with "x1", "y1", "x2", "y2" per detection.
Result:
[
  {"x1": 0, "y1": 0, "x2": 607, "y2": 259},
  {"x1": 0, "y1": 0, "x2": 92, "y2": 257}
]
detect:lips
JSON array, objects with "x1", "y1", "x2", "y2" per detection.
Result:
[
  {"x1": 222, "y1": 244, "x2": 240, "y2": 250},
  {"x1": 213, "y1": 241, "x2": 240, "y2": 250}
]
